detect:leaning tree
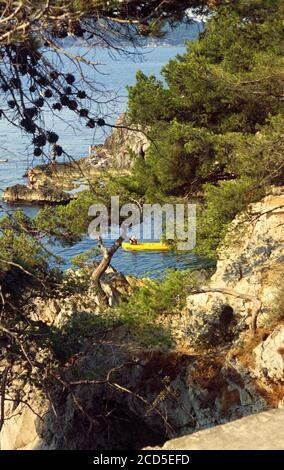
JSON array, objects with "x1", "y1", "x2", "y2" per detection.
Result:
[
  {"x1": 0, "y1": 1, "x2": 214, "y2": 434},
  {"x1": 0, "y1": 0, "x2": 213, "y2": 292},
  {"x1": 2, "y1": 0, "x2": 279, "y2": 443}
]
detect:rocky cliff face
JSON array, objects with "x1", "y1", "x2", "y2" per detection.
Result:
[
  {"x1": 1, "y1": 188, "x2": 283, "y2": 450},
  {"x1": 186, "y1": 186, "x2": 284, "y2": 348},
  {"x1": 103, "y1": 113, "x2": 150, "y2": 169}
]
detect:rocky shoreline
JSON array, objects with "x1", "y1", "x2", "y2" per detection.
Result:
[
  {"x1": 1, "y1": 187, "x2": 283, "y2": 450},
  {"x1": 2, "y1": 158, "x2": 102, "y2": 204},
  {"x1": 2, "y1": 183, "x2": 74, "y2": 205},
  {"x1": 1, "y1": 115, "x2": 283, "y2": 450},
  {"x1": 2, "y1": 113, "x2": 148, "y2": 205}
]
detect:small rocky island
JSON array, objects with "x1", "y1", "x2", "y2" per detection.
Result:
[
  {"x1": 2, "y1": 183, "x2": 73, "y2": 205},
  {"x1": 2, "y1": 114, "x2": 148, "y2": 205}
]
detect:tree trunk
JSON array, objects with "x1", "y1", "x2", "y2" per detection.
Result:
[{"x1": 91, "y1": 236, "x2": 124, "y2": 284}]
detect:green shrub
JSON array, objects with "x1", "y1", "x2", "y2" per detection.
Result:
[
  {"x1": 127, "y1": 2, "x2": 284, "y2": 196},
  {"x1": 270, "y1": 277, "x2": 284, "y2": 324},
  {"x1": 113, "y1": 270, "x2": 198, "y2": 348},
  {"x1": 195, "y1": 178, "x2": 265, "y2": 259}
]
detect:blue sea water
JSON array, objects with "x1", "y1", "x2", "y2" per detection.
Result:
[
  {"x1": 0, "y1": 46, "x2": 184, "y2": 190},
  {"x1": 0, "y1": 45, "x2": 211, "y2": 278}
]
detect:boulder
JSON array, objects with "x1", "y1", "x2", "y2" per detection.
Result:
[
  {"x1": 254, "y1": 325, "x2": 284, "y2": 382},
  {"x1": 186, "y1": 294, "x2": 236, "y2": 347},
  {"x1": 0, "y1": 384, "x2": 48, "y2": 450}
]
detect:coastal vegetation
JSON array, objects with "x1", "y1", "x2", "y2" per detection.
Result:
[
  {"x1": 124, "y1": 0, "x2": 284, "y2": 254},
  {"x1": 2, "y1": 1, "x2": 284, "y2": 269},
  {"x1": 0, "y1": 0, "x2": 284, "y2": 450},
  {"x1": 1, "y1": 0, "x2": 283, "y2": 352}
]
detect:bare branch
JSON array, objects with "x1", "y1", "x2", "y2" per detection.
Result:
[
  {"x1": 0, "y1": 365, "x2": 11, "y2": 433},
  {"x1": 192, "y1": 286, "x2": 262, "y2": 336}
]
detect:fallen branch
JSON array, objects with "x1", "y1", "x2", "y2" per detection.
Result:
[{"x1": 0, "y1": 259, "x2": 46, "y2": 288}]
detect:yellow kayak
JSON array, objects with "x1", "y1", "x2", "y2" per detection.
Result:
[{"x1": 122, "y1": 242, "x2": 170, "y2": 251}]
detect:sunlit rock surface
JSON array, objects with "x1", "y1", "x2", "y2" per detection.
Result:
[{"x1": 149, "y1": 409, "x2": 284, "y2": 450}]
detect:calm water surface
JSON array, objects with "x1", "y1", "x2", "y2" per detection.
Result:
[{"x1": 0, "y1": 45, "x2": 211, "y2": 278}]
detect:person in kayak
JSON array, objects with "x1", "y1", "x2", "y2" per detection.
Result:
[{"x1": 129, "y1": 234, "x2": 138, "y2": 245}]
